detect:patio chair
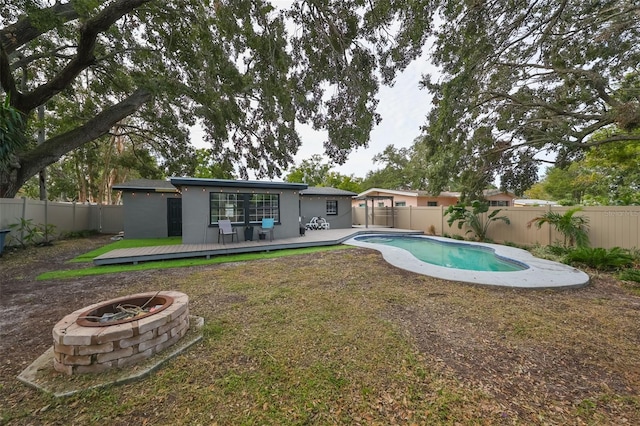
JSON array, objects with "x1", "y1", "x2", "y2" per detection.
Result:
[
  {"x1": 317, "y1": 217, "x2": 330, "y2": 230},
  {"x1": 258, "y1": 218, "x2": 275, "y2": 241},
  {"x1": 217, "y1": 219, "x2": 237, "y2": 244}
]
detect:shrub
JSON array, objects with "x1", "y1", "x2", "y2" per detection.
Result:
[
  {"x1": 7, "y1": 218, "x2": 56, "y2": 248},
  {"x1": 618, "y1": 269, "x2": 640, "y2": 283},
  {"x1": 444, "y1": 200, "x2": 510, "y2": 242},
  {"x1": 527, "y1": 208, "x2": 590, "y2": 248},
  {"x1": 565, "y1": 247, "x2": 634, "y2": 270}
]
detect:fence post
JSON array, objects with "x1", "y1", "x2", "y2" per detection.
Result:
[
  {"x1": 547, "y1": 204, "x2": 552, "y2": 246},
  {"x1": 21, "y1": 197, "x2": 27, "y2": 242},
  {"x1": 44, "y1": 199, "x2": 49, "y2": 243}
]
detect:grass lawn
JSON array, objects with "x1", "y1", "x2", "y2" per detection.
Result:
[
  {"x1": 2, "y1": 237, "x2": 640, "y2": 425},
  {"x1": 69, "y1": 236, "x2": 183, "y2": 262},
  {"x1": 41, "y1": 237, "x2": 350, "y2": 280}
]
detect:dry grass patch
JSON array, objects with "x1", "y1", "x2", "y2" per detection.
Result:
[{"x1": 2, "y1": 238, "x2": 640, "y2": 425}]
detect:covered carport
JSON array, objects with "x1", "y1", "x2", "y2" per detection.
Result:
[{"x1": 353, "y1": 195, "x2": 395, "y2": 228}]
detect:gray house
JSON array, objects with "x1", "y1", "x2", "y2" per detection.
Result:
[
  {"x1": 114, "y1": 178, "x2": 356, "y2": 242},
  {"x1": 112, "y1": 179, "x2": 182, "y2": 239},
  {"x1": 169, "y1": 177, "x2": 307, "y2": 244},
  {"x1": 300, "y1": 187, "x2": 358, "y2": 230}
]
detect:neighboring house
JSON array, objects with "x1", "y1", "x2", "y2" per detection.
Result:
[
  {"x1": 112, "y1": 179, "x2": 182, "y2": 239},
  {"x1": 354, "y1": 188, "x2": 517, "y2": 208},
  {"x1": 299, "y1": 187, "x2": 358, "y2": 229},
  {"x1": 513, "y1": 199, "x2": 560, "y2": 207}
]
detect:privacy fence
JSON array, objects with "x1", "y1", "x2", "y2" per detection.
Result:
[
  {"x1": 0, "y1": 198, "x2": 123, "y2": 245},
  {"x1": 353, "y1": 205, "x2": 640, "y2": 250},
  {"x1": 2, "y1": 199, "x2": 638, "y2": 250}
]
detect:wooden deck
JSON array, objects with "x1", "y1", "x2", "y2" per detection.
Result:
[{"x1": 93, "y1": 227, "x2": 423, "y2": 266}]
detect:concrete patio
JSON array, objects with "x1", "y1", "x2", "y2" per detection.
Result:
[{"x1": 93, "y1": 227, "x2": 423, "y2": 266}]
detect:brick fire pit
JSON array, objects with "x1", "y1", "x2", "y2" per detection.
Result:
[{"x1": 52, "y1": 291, "x2": 189, "y2": 375}]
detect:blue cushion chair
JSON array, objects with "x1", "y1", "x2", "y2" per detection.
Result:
[{"x1": 259, "y1": 218, "x2": 275, "y2": 242}]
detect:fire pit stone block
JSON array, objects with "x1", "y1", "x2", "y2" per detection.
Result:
[{"x1": 52, "y1": 291, "x2": 190, "y2": 375}]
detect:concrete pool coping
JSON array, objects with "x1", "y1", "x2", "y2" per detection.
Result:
[{"x1": 344, "y1": 234, "x2": 590, "y2": 289}]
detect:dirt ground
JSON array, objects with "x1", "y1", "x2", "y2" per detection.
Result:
[{"x1": 1, "y1": 236, "x2": 640, "y2": 424}]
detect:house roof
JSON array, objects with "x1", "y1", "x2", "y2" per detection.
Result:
[
  {"x1": 356, "y1": 188, "x2": 516, "y2": 199},
  {"x1": 514, "y1": 199, "x2": 559, "y2": 206},
  {"x1": 357, "y1": 188, "x2": 419, "y2": 198},
  {"x1": 300, "y1": 187, "x2": 358, "y2": 196},
  {"x1": 170, "y1": 177, "x2": 307, "y2": 191},
  {"x1": 113, "y1": 179, "x2": 177, "y2": 192}
]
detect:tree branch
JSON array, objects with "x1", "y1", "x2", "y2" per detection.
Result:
[
  {"x1": 0, "y1": 3, "x2": 78, "y2": 54},
  {"x1": 12, "y1": 0, "x2": 151, "y2": 113},
  {"x1": 17, "y1": 88, "x2": 153, "y2": 185}
]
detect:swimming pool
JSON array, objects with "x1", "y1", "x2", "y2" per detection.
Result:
[
  {"x1": 354, "y1": 235, "x2": 527, "y2": 272},
  {"x1": 345, "y1": 234, "x2": 590, "y2": 289}
]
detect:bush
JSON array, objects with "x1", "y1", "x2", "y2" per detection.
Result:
[
  {"x1": 8, "y1": 218, "x2": 56, "y2": 248},
  {"x1": 565, "y1": 247, "x2": 634, "y2": 270},
  {"x1": 444, "y1": 200, "x2": 510, "y2": 242},
  {"x1": 62, "y1": 229, "x2": 100, "y2": 239},
  {"x1": 548, "y1": 245, "x2": 569, "y2": 256},
  {"x1": 618, "y1": 269, "x2": 640, "y2": 283}
]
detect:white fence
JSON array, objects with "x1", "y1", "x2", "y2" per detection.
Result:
[
  {"x1": 0, "y1": 198, "x2": 123, "y2": 245},
  {"x1": 353, "y1": 205, "x2": 640, "y2": 250}
]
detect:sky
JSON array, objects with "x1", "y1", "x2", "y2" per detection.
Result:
[
  {"x1": 192, "y1": 1, "x2": 439, "y2": 181},
  {"x1": 292, "y1": 54, "x2": 436, "y2": 179}
]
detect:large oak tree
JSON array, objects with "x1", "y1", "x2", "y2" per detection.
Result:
[
  {"x1": 415, "y1": 0, "x2": 640, "y2": 198},
  {"x1": 0, "y1": 0, "x2": 433, "y2": 198}
]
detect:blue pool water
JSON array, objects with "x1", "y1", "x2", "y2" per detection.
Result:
[{"x1": 354, "y1": 235, "x2": 528, "y2": 272}]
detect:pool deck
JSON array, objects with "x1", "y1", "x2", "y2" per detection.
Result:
[
  {"x1": 344, "y1": 235, "x2": 591, "y2": 289},
  {"x1": 93, "y1": 227, "x2": 423, "y2": 266}
]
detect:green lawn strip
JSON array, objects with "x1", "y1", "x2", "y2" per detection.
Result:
[
  {"x1": 38, "y1": 245, "x2": 353, "y2": 280},
  {"x1": 70, "y1": 237, "x2": 183, "y2": 262}
]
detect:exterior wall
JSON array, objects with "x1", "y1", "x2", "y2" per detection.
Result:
[
  {"x1": 486, "y1": 193, "x2": 515, "y2": 206},
  {"x1": 353, "y1": 205, "x2": 640, "y2": 250},
  {"x1": 353, "y1": 191, "x2": 517, "y2": 208},
  {"x1": 416, "y1": 196, "x2": 458, "y2": 207},
  {"x1": 300, "y1": 195, "x2": 353, "y2": 229},
  {"x1": 120, "y1": 191, "x2": 175, "y2": 239},
  {"x1": 180, "y1": 184, "x2": 303, "y2": 244},
  {"x1": 0, "y1": 198, "x2": 123, "y2": 245}
]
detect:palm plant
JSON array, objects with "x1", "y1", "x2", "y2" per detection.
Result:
[
  {"x1": 444, "y1": 200, "x2": 510, "y2": 242},
  {"x1": 527, "y1": 207, "x2": 590, "y2": 248}
]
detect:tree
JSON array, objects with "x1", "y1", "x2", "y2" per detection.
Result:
[
  {"x1": 284, "y1": 155, "x2": 332, "y2": 187},
  {"x1": 581, "y1": 138, "x2": 640, "y2": 205},
  {"x1": 416, "y1": 1, "x2": 640, "y2": 197},
  {"x1": 361, "y1": 144, "x2": 420, "y2": 190},
  {"x1": 1, "y1": 0, "x2": 434, "y2": 198},
  {"x1": 444, "y1": 200, "x2": 510, "y2": 242},
  {"x1": 192, "y1": 148, "x2": 235, "y2": 180},
  {"x1": 528, "y1": 132, "x2": 640, "y2": 205},
  {"x1": 527, "y1": 208, "x2": 590, "y2": 248},
  {"x1": 324, "y1": 172, "x2": 362, "y2": 193},
  {"x1": 284, "y1": 154, "x2": 362, "y2": 192}
]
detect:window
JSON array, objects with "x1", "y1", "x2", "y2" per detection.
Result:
[
  {"x1": 395, "y1": 201, "x2": 406, "y2": 207},
  {"x1": 378, "y1": 202, "x2": 385, "y2": 207},
  {"x1": 250, "y1": 194, "x2": 280, "y2": 222},
  {"x1": 427, "y1": 201, "x2": 438, "y2": 207},
  {"x1": 210, "y1": 193, "x2": 245, "y2": 224},
  {"x1": 210, "y1": 193, "x2": 279, "y2": 225},
  {"x1": 326, "y1": 200, "x2": 338, "y2": 215},
  {"x1": 490, "y1": 200, "x2": 509, "y2": 206}
]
